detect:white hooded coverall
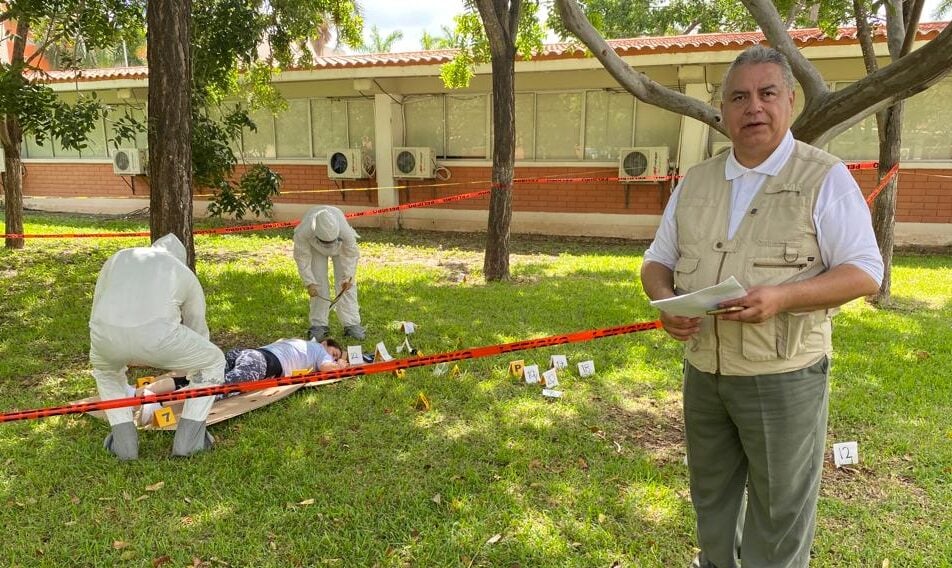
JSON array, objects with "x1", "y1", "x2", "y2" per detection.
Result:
[
  {"x1": 292, "y1": 206, "x2": 361, "y2": 328},
  {"x1": 89, "y1": 234, "x2": 225, "y2": 426}
]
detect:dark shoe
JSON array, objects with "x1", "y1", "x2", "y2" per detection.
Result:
[
  {"x1": 172, "y1": 418, "x2": 215, "y2": 457},
  {"x1": 343, "y1": 325, "x2": 366, "y2": 340},
  {"x1": 308, "y1": 325, "x2": 330, "y2": 341},
  {"x1": 104, "y1": 422, "x2": 139, "y2": 460}
]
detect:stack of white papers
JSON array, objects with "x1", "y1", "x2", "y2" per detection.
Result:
[{"x1": 649, "y1": 276, "x2": 747, "y2": 317}]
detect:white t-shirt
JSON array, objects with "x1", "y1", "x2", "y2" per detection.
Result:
[
  {"x1": 644, "y1": 131, "x2": 884, "y2": 285},
  {"x1": 260, "y1": 339, "x2": 334, "y2": 376}
]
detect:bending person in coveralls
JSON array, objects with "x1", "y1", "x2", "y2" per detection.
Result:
[
  {"x1": 89, "y1": 234, "x2": 225, "y2": 460},
  {"x1": 292, "y1": 206, "x2": 365, "y2": 341}
]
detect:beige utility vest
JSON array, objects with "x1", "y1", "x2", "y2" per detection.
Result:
[{"x1": 673, "y1": 142, "x2": 839, "y2": 376}]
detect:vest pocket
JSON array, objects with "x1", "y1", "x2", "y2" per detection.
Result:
[
  {"x1": 747, "y1": 256, "x2": 812, "y2": 287},
  {"x1": 673, "y1": 257, "x2": 701, "y2": 293},
  {"x1": 741, "y1": 318, "x2": 778, "y2": 361},
  {"x1": 741, "y1": 312, "x2": 825, "y2": 361}
]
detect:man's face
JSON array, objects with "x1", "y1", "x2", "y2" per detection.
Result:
[
  {"x1": 721, "y1": 63, "x2": 794, "y2": 159},
  {"x1": 326, "y1": 345, "x2": 342, "y2": 360}
]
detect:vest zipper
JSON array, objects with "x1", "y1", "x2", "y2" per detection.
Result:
[
  {"x1": 752, "y1": 262, "x2": 808, "y2": 269},
  {"x1": 713, "y1": 251, "x2": 729, "y2": 374}
]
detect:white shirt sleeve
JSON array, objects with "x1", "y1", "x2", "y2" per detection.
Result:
[
  {"x1": 814, "y1": 163, "x2": 885, "y2": 286},
  {"x1": 642, "y1": 181, "x2": 684, "y2": 270}
]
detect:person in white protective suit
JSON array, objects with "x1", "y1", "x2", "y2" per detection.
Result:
[
  {"x1": 89, "y1": 234, "x2": 225, "y2": 460},
  {"x1": 292, "y1": 206, "x2": 365, "y2": 341}
]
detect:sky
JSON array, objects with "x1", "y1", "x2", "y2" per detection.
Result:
[
  {"x1": 356, "y1": 0, "x2": 467, "y2": 53},
  {"x1": 352, "y1": 0, "x2": 949, "y2": 54}
]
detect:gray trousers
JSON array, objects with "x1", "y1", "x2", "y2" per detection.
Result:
[{"x1": 684, "y1": 357, "x2": 829, "y2": 568}]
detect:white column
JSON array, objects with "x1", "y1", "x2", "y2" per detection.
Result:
[
  {"x1": 374, "y1": 93, "x2": 401, "y2": 229},
  {"x1": 677, "y1": 65, "x2": 715, "y2": 172}
]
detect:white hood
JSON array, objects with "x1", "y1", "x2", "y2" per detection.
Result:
[{"x1": 152, "y1": 233, "x2": 187, "y2": 264}]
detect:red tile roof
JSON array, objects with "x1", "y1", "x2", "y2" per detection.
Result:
[{"x1": 33, "y1": 22, "x2": 948, "y2": 83}]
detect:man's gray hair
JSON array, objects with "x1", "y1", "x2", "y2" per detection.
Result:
[{"x1": 722, "y1": 45, "x2": 796, "y2": 93}]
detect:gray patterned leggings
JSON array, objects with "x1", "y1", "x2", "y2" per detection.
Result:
[{"x1": 220, "y1": 348, "x2": 269, "y2": 398}]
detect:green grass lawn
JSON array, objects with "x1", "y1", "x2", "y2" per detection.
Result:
[{"x1": 1, "y1": 212, "x2": 949, "y2": 567}]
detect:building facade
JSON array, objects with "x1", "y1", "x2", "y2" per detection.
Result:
[{"x1": 17, "y1": 23, "x2": 952, "y2": 245}]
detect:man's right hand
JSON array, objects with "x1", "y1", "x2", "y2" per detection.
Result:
[
  {"x1": 307, "y1": 284, "x2": 320, "y2": 297},
  {"x1": 660, "y1": 312, "x2": 701, "y2": 341}
]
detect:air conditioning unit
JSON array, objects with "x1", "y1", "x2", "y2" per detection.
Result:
[
  {"x1": 711, "y1": 141, "x2": 733, "y2": 158},
  {"x1": 618, "y1": 146, "x2": 669, "y2": 181},
  {"x1": 112, "y1": 147, "x2": 147, "y2": 175},
  {"x1": 327, "y1": 148, "x2": 369, "y2": 179},
  {"x1": 393, "y1": 147, "x2": 436, "y2": 179}
]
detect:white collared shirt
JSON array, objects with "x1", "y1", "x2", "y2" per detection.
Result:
[{"x1": 644, "y1": 131, "x2": 884, "y2": 285}]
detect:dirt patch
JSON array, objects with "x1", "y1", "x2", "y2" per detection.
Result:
[
  {"x1": 820, "y1": 457, "x2": 931, "y2": 507},
  {"x1": 603, "y1": 392, "x2": 685, "y2": 465}
]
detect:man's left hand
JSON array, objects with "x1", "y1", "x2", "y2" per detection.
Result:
[{"x1": 715, "y1": 285, "x2": 788, "y2": 323}]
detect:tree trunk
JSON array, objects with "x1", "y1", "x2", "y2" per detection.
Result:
[
  {"x1": 1, "y1": 117, "x2": 25, "y2": 250},
  {"x1": 147, "y1": 0, "x2": 195, "y2": 268},
  {"x1": 483, "y1": 53, "x2": 516, "y2": 281},
  {"x1": 870, "y1": 102, "x2": 902, "y2": 306},
  {"x1": 2, "y1": 19, "x2": 30, "y2": 250}
]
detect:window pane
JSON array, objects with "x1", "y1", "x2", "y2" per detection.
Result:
[
  {"x1": 81, "y1": 117, "x2": 109, "y2": 158},
  {"x1": 584, "y1": 91, "x2": 633, "y2": 160},
  {"x1": 53, "y1": 138, "x2": 81, "y2": 158},
  {"x1": 446, "y1": 94, "x2": 487, "y2": 158},
  {"x1": 347, "y1": 99, "x2": 375, "y2": 154},
  {"x1": 515, "y1": 93, "x2": 535, "y2": 160},
  {"x1": 243, "y1": 108, "x2": 276, "y2": 158},
  {"x1": 828, "y1": 82, "x2": 878, "y2": 161},
  {"x1": 405, "y1": 95, "x2": 444, "y2": 155},
  {"x1": 536, "y1": 92, "x2": 582, "y2": 160},
  {"x1": 24, "y1": 134, "x2": 54, "y2": 158},
  {"x1": 311, "y1": 99, "x2": 349, "y2": 156},
  {"x1": 106, "y1": 105, "x2": 148, "y2": 153},
  {"x1": 902, "y1": 79, "x2": 952, "y2": 160},
  {"x1": 275, "y1": 99, "x2": 311, "y2": 158},
  {"x1": 634, "y1": 100, "x2": 681, "y2": 151}
]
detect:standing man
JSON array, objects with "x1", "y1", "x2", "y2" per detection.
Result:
[
  {"x1": 293, "y1": 205, "x2": 365, "y2": 341},
  {"x1": 90, "y1": 234, "x2": 225, "y2": 460},
  {"x1": 641, "y1": 46, "x2": 883, "y2": 568}
]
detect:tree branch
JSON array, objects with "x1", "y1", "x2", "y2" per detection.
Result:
[
  {"x1": 900, "y1": 0, "x2": 925, "y2": 56},
  {"x1": 853, "y1": 0, "x2": 879, "y2": 74},
  {"x1": 475, "y1": 0, "x2": 508, "y2": 57},
  {"x1": 554, "y1": 0, "x2": 726, "y2": 135},
  {"x1": 793, "y1": 22, "x2": 952, "y2": 142},
  {"x1": 885, "y1": 0, "x2": 905, "y2": 57},
  {"x1": 739, "y1": 0, "x2": 828, "y2": 103}
]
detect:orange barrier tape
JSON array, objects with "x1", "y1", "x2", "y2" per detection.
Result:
[
  {"x1": 0, "y1": 320, "x2": 663, "y2": 424},
  {"x1": 2, "y1": 188, "x2": 491, "y2": 239},
  {"x1": 865, "y1": 164, "x2": 901, "y2": 206}
]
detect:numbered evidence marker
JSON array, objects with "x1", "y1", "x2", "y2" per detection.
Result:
[
  {"x1": 577, "y1": 360, "x2": 596, "y2": 378},
  {"x1": 400, "y1": 321, "x2": 416, "y2": 334},
  {"x1": 541, "y1": 388, "x2": 563, "y2": 399},
  {"x1": 374, "y1": 342, "x2": 394, "y2": 362},
  {"x1": 832, "y1": 441, "x2": 859, "y2": 468},
  {"x1": 508, "y1": 359, "x2": 525, "y2": 379},
  {"x1": 523, "y1": 364, "x2": 541, "y2": 384},
  {"x1": 135, "y1": 376, "x2": 156, "y2": 389},
  {"x1": 549, "y1": 355, "x2": 568, "y2": 370},
  {"x1": 347, "y1": 345, "x2": 364, "y2": 365},
  {"x1": 153, "y1": 406, "x2": 177, "y2": 428},
  {"x1": 542, "y1": 368, "x2": 559, "y2": 389}
]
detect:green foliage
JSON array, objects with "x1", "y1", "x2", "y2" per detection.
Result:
[
  {"x1": 0, "y1": 1, "x2": 144, "y2": 148},
  {"x1": 189, "y1": 0, "x2": 360, "y2": 219},
  {"x1": 547, "y1": 0, "x2": 855, "y2": 39},
  {"x1": 359, "y1": 25, "x2": 405, "y2": 53},
  {"x1": 1, "y1": 214, "x2": 950, "y2": 566},
  {"x1": 439, "y1": 3, "x2": 544, "y2": 89},
  {"x1": 107, "y1": 107, "x2": 148, "y2": 150},
  {"x1": 205, "y1": 164, "x2": 282, "y2": 220}
]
